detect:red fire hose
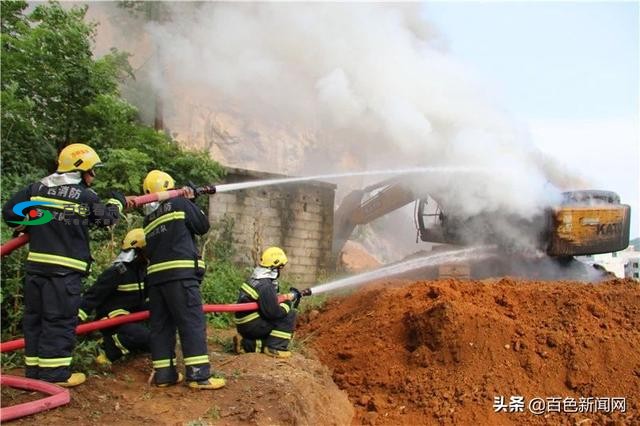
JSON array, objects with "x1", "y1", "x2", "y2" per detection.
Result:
[
  {"x1": 0, "y1": 297, "x2": 285, "y2": 353},
  {"x1": 0, "y1": 233, "x2": 30, "y2": 257},
  {"x1": 0, "y1": 375, "x2": 71, "y2": 422},
  {"x1": 0, "y1": 185, "x2": 217, "y2": 257},
  {"x1": 0, "y1": 296, "x2": 287, "y2": 421},
  {"x1": 131, "y1": 188, "x2": 189, "y2": 207}
]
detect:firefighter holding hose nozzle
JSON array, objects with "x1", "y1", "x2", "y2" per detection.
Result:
[
  {"x1": 142, "y1": 170, "x2": 225, "y2": 390},
  {"x1": 1, "y1": 143, "x2": 132, "y2": 387},
  {"x1": 233, "y1": 247, "x2": 302, "y2": 358},
  {"x1": 78, "y1": 228, "x2": 151, "y2": 365}
]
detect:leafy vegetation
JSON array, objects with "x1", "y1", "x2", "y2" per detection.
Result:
[
  {"x1": 201, "y1": 216, "x2": 251, "y2": 328},
  {"x1": 0, "y1": 2, "x2": 242, "y2": 368}
]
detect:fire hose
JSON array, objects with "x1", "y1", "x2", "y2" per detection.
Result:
[
  {"x1": 0, "y1": 375, "x2": 70, "y2": 422},
  {"x1": 0, "y1": 233, "x2": 30, "y2": 257},
  {"x1": 0, "y1": 292, "x2": 315, "y2": 421},
  {"x1": 0, "y1": 185, "x2": 217, "y2": 257},
  {"x1": 0, "y1": 296, "x2": 291, "y2": 353},
  {"x1": 0, "y1": 183, "x2": 316, "y2": 419}
]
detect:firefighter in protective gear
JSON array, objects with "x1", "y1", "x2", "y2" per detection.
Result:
[
  {"x1": 234, "y1": 247, "x2": 300, "y2": 358},
  {"x1": 142, "y1": 169, "x2": 175, "y2": 194},
  {"x1": 142, "y1": 170, "x2": 225, "y2": 390},
  {"x1": 1, "y1": 143, "x2": 129, "y2": 387},
  {"x1": 78, "y1": 229, "x2": 150, "y2": 365}
]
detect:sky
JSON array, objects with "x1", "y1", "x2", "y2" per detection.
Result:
[{"x1": 424, "y1": 1, "x2": 639, "y2": 239}]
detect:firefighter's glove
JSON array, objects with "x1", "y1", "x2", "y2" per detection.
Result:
[
  {"x1": 12, "y1": 225, "x2": 27, "y2": 237},
  {"x1": 289, "y1": 287, "x2": 302, "y2": 309},
  {"x1": 109, "y1": 191, "x2": 127, "y2": 212},
  {"x1": 185, "y1": 181, "x2": 200, "y2": 200}
]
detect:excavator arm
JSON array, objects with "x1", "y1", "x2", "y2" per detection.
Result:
[{"x1": 332, "y1": 178, "x2": 417, "y2": 253}]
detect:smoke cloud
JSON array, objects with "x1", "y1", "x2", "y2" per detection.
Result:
[{"x1": 88, "y1": 2, "x2": 589, "y2": 255}]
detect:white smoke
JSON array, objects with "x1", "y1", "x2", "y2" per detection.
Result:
[
  {"x1": 140, "y1": 3, "x2": 572, "y2": 214},
  {"x1": 87, "y1": 2, "x2": 587, "y2": 254}
]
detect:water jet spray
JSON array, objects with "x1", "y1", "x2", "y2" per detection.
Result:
[
  {"x1": 214, "y1": 166, "x2": 495, "y2": 193},
  {"x1": 294, "y1": 245, "x2": 498, "y2": 299},
  {"x1": 1, "y1": 167, "x2": 492, "y2": 256}
]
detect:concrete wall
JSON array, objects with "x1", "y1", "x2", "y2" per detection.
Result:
[{"x1": 208, "y1": 168, "x2": 336, "y2": 288}]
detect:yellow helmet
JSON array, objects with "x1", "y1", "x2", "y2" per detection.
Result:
[
  {"x1": 143, "y1": 170, "x2": 175, "y2": 194},
  {"x1": 122, "y1": 228, "x2": 146, "y2": 250},
  {"x1": 57, "y1": 143, "x2": 102, "y2": 173},
  {"x1": 259, "y1": 247, "x2": 288, "y2": 268}
]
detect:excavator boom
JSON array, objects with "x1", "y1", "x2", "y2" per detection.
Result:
[{"x1": 333, "y1": 178, "x2": 416, "y2": 253}]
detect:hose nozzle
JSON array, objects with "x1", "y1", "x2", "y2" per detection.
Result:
[
  {"x1": 198, "y1": 185, "x2": 217, "y2": 195},
  {"x1": 301, "y1": 288, "x2": 312, "y2": 297}
]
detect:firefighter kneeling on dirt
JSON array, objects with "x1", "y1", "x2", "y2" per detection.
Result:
[
  {"x1": 234, "y1": 247, "x2": 301, "y2": 358},
  {"x1": 78, "y1": 229, "x2": 150, "y2": 365}
]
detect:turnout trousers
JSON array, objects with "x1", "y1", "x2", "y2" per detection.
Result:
[
  {"x1": 101, "y1": 323, "x2": 151, "y2": 362},
  {"x1": 149, "y1": 279, "x2": 210, "y2": 384},
  {"x1": 23, "y1": 273, "x2": 82, "y2": 382},
  {"x1": 237, "y1": 310, "x2": 297, "y2": 353}
]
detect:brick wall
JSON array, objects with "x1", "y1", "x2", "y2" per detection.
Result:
[{"x1": 208, "y1": 168, "x2": 336, "y2": 288}]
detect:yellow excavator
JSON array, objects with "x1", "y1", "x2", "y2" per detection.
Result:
[{"x1": 333, "y1": 177, "x2": 631, "y2": 279}]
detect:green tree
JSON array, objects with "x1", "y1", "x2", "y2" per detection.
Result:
[
  {"x1": 1, "y1": 1, "x2": 226, "y2": 345},
  {"x1": 1, "y1": 1, "x2": 132, "y2": 176}
]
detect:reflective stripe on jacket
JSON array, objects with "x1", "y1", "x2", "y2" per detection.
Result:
[
  {"x1": 2, "y1": 181, "x2": 122, "y2": 276},
  {"x1": 80, "y1": 258, "x2": 147, "y2": 320},
  {"x1": 143, "y1": 197, "x2": 209, "y2": 285},
  {"x1": 235, "y1": 277, "x2": 292, "y2": 324}
]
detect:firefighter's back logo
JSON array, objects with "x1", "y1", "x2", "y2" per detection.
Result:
[{"x1": 8, "y1": 201, "x2": 55, "y2": 226}]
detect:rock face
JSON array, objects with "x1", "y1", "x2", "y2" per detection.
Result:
[
  {"x1": 302, "y1": 278, "x2": 640, "y2": 425},
  {"x1": 338, "y1": 240, "x2": 382, "y2": 273}
]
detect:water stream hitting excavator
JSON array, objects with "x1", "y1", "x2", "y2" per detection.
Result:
[{"x1": 333, "y1": 176, "x2": 631, "y2": 279}]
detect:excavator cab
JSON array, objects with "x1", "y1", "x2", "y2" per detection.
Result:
[{"x1": 416, "y1": 198, "x2": 451, "y2": 244}]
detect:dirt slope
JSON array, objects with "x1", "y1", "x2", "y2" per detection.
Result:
[
  {"x1": 4, "y1": 278, "x2": 639, "y2": 426},
  {"x1": 2, "y1": 340, "x2": 352, "y2": 426},
  {"x1": 301, "y1": 278, "x2": 640, "y2": 425}
]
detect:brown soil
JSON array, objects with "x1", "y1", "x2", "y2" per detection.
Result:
[
  {"x1": 300, "y1": 278, "x2": 640, "y2": 425},
  {"x1": 2, "y1": 331, "x2": 352, "y2": 426},
  {"x1": 4, "y1": 278, "x2": 640, "y2": 426},
  {"x1": 0, "y1": 387, "x2": 43, "y2": 408}
]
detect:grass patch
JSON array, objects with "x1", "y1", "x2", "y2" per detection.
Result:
[
  {"x1": 208, "y1": 334, "x2": 235, "y2": 353},
  {"x1": 71, "y1": 339, "x2": 102, "y2": 375},
  {"x1": 297, "y1": 293, "x2": 328, "y2": 312},
  {"x1": 205, "y1": 406, "x2": 221, "y2": 420}
]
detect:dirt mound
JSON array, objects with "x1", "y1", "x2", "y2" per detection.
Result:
[
  {"x1": 339, "y1": 241, "x2": 382, "y2": 273},
  {"x1": 3, "y1": 342, "x2": 352, "y2": 425},
  {"x1": 301, "y1": 278, "x2": 640, "y2": 425}
]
